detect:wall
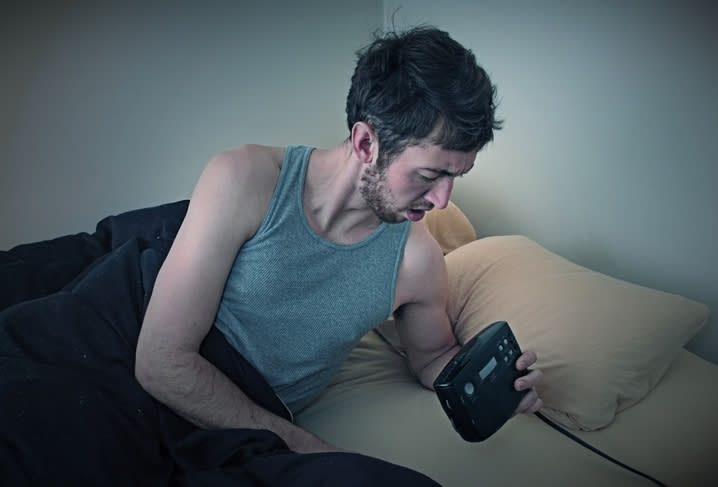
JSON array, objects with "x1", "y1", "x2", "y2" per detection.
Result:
[
  {"x1": 385, "y1": 0, "x2": 718, "y2": 363},
  {"x1": 1, "y1": 0, "x2": 380, "y2": 248}
]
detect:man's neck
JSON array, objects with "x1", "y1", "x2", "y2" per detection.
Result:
[{"x1": 302, "y1": 143, "x2": 383, "y2": 245}]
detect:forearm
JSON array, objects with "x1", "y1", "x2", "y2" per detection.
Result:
[{"x1": 135, "y1": 351, "x2": 335, "y2": 453}]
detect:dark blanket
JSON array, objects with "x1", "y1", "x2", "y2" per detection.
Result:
[{"x1": 0, "y1": 201, "x2": 439, "y2": 486}]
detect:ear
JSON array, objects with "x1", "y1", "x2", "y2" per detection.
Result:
[{"x1": 350, "y1": 122, "x2": 378, "y2": 164}]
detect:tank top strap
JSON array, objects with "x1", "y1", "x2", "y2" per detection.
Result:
[{"x1": 255, "y1": 145, "x2": 312, "y2": 239}]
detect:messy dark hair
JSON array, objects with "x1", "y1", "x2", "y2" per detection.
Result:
[{"x1": 346, "y1": 25, "x2": 502, "y2": 167}]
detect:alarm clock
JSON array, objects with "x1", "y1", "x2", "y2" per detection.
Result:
[{"x1": 433, "y1": 321, "x2": 528, "y2": 442}]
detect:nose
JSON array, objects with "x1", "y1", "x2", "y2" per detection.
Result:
[{"x1": 425, "y1": 177, "x2": 454, "y2": 209}]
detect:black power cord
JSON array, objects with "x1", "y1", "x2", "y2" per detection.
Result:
[{"x1": 534, "y1": 412, "x2": 667, "y2": 487}]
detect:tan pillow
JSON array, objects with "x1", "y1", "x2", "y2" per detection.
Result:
[
  {"x1": 446, "y1": 235, "x2": 709, "y2": 430},
  {"x1": 423, "y1": 201, "x2": 477, "y2": 255}
]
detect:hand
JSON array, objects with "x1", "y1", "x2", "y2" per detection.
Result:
[{"x1": 512, "y1": 350, "x2": 544, "y2": 416}]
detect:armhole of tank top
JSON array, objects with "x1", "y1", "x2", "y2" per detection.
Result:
[{"x1": 386, "y1": 221, "x2": 412, "y2": 316}]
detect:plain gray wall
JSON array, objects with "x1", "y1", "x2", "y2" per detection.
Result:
[
  {"x1": 386, "y1": 0, "x2": 718, "y2": 363},
  {"x1": 1, "y1": 0, "x2": 380, "y2": 247}
]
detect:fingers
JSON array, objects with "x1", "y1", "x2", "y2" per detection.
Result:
[
  {"x1": 515, "y1": 350, "x2": 537, "y2": 371},
  {"x1": 513, "y1": 350, "x2": 544, "y2": 416},
  {"x1": 513, "y1": 361, "x2": 544, "y2": 416},
  {"x1": 514, "y1": 388, "x2": 544, "y2": 415},
  {"x1": 515, "y1": 368, "x2": 543, "y2": 392}
]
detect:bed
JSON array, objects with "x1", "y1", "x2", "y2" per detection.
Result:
[
  {"x1": 2, "y1": 200, "x2": 716, "y2": 486},
  {"x1": 297, "y1": 203, "x2": 718, "y2": 487}
]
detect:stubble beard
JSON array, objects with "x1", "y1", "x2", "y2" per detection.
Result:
[{"x1": 359, "y1": 164, "x2": 406, "y2": 224}]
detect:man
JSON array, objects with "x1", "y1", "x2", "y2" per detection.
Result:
[{"x1": 136, "y1": 26, "x2": 543, "y2": 483}]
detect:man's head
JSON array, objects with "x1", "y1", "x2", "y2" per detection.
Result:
[
  {"x1": 346, "y1": 25, "x2": 502, "y2": 167},
  {"x1": 358, "y1": 142, "x2": 477, "y2": 223}
]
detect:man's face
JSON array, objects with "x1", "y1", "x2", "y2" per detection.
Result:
[{"x1": 360, "y1": 143, "x2": 477, "y2": 223}]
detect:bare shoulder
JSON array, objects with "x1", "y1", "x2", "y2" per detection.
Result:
[
  {"x1": 394, "y1": 221, "x2": 447, "y2": 309},
  {"x1": 219, "y1": 144, "x2": 285, "y2": 167},
  {"x1": 209, "y1": 144, "x2": 284, "y2": 187},
  {"x1": 402, "y1": 221, "x2": 446, "y2": 279},
  {"x1": 196, "y1": 144, "x2": 284, "y2": 238}
]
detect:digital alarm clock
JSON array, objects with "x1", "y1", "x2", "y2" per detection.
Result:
[{"x1": 433, "y1": 321, "x2": 528, "y2": 442}]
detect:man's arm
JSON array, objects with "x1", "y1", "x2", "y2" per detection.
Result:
[
  {"x1": 393, "y1": 223, "x2": 543, "y2": 415},
  {"x1": 135, "y1": 147, "x2": 339, "y2": 453}
]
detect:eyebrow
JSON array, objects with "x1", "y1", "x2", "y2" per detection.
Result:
[{"x1": 425, "y1": 167, "x2": 471, "y2": 177}]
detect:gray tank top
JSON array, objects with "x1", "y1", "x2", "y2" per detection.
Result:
[{"x1": 214, "y1": 145, "x2": 411, "y2": 414}]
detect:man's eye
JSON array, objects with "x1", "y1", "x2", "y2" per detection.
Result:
[{"x1": 418, "y1": 172, "x2": 439, "y2": 182}]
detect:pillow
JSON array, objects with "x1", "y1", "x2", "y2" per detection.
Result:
[
  {"x1": 423, "y1": 201, "x2": 477, "y2": 255},
  {"x1": 446, "y1": 235, "x2": 709, "y2": 430}
]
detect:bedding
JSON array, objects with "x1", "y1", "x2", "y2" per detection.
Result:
[
  {"x1": 360, "y1": 202, "x2": 718, "y2": 486},
  {"x1": 0, "y1": 200, "x2": 435, "y2": 486},
  {"x1": 297, "y1": 331, "x2": 718, "y2": 487}
]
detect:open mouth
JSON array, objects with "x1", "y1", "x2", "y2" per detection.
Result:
[{"x1": 406, "y1": 209, "x2": 427, "y2": 221}]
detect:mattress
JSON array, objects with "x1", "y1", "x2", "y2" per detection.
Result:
[{"x1": 297, "y1": 330, "x2": 718, "y2": 487}]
